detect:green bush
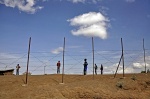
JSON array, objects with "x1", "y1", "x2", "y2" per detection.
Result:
[{"x1": 141, "y1": 71, "x2": 146, "y2": 73}]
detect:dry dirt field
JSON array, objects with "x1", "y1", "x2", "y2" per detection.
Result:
[{"x1": 0, "y1": 73, "x2": 150, "y2": 99}]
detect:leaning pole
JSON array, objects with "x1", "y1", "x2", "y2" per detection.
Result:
[
  {"x1": 121, "y1": 38, "x2": 125, "y2": 77},
  {"x1": 114, "y1": 38, "x2": 125, "y2": 78}
]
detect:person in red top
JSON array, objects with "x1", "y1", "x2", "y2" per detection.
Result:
[
  {"x1": 57, "y1": 61, "x2": 61, "y2": 74},
  {"x1": 16, "y1": 64, "x2": 21, "y2": 75}
]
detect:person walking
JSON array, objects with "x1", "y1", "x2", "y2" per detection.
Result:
[
  {"x1": 100, "y1": 64, "x2": 103, "y2": 75},
  {"x1": 95, "y1": 64, "x2": 98, "y2": 75},
  {"x1": 57, "y1": 61, "x2": 61, "y2": 74},
  {"x1": 16, "y1": 64, "x2": 21, "y2": 75},
  {"x1": 83, "y1": 59, "x2": 88, "y2": 75}
]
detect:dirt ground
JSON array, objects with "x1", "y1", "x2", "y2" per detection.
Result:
[{"x1": 0, "y1": 73, "x2": 150, "y2": 99}]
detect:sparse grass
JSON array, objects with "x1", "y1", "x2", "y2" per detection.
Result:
[
  {"x1": 131, "y1": 75, "x2": 137, "y2": 81},
  {"x1": 116, "y1": 81, "x2": 123, "y2": 89}
]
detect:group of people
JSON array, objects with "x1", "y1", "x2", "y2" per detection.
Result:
[
  {"x1": 15, "y1": 61, "x2": 61, "y2": 75},
  {"x1": 94, "y1": 64, "x2": 103, "y2": 75},
  {"x1": 15, "y1": 59, "x2": 103, "y2": 75},
  {"x1": 83, "y1": 59, "x2": 103, "y2": 75},
  {"x1": 57, "y1": 59, "x2": 103, "y2": 75}
]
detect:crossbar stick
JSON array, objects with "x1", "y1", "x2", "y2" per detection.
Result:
[{"x1": 114, "y1": 54, "x2": 123, "y2": 78}]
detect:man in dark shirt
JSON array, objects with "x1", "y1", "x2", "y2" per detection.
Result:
[
  {"x1": 95, "y1": 64, "x2": 98, "y2": 75},
  {"x1": 100, "y1": 64, "x2": 103, "y2": 75},
  {"x1": 83, "y1": 59, "x2": 88, "y2": 75}
]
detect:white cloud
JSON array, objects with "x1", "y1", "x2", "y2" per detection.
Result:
[
  {"x1": 0, "y1": 53, "x2": 19, "y2": 60},
  {"x1": 133, "y1": 62, "x2": 149, "y2": 69},
  {"x1": 109, "y1": 63, "x2": 135, "y2": 74},
  {"x1": 100, "y1": 63, "x2": 135, "y2": 74},
  {"x1": 42, "y1": 0, "x2": 48, "y2": 2},
  {"x1": 51, "y1": 47, "x2": 63, "y2": 54},
  {"x1": 68, "y1": 12, "x2": 109, "y2": 39},
  {"x1": 92, "y1": 0, "x2": 102, "y2": 4},
  {"x1": 99, "y1": 6, "x2": 109, "y2": 15},
  {"x1": 68, "y1": 12, "x2": 107, "y2": 26},
  {"x1": 125, "y1": 0, "x2": 135, "y2": 3},
  {"x1": 67, "y1": 0, "x2": 102, "y2": 3},
  {"x1": 67, "y1": 0, "x2": 85, "y2": 3},
  {"x1": 132, "y1": 55, "x2": 150, "y2": 69},
  {"x1": 0, "y1": 53, "x2": 25, "y2": 69},
  {"x1": 133, "y1": 63, "x2": 143, "y2": 69},
  {"x1": 118, "y1": 67, "x2": 134, "y2": 73},
  {"x1": 0, "y1": 0, "x2": 43, "y2": 14}
]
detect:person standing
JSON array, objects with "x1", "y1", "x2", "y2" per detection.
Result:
[
  {"x1": 100, "y1": 64, "x2": 103, "y2": 75},
  {"x1": 57, "y1": 61, "x2": 61, "y2": 74},
  {"x1": 83, "y1": 59, "x2": 88, "y2": 75},
  {"x1": 16, "y1": 64, "x2": 21, "y2": 75},
  {"x1": 95, "y1": 64, "x2": 98, "y2": 75}
]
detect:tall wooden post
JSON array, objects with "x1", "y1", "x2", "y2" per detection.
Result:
[
  {"x1": 25, "y1": 37, "x2": 31, "y2": 84},
  {"x1": 121, "y1": 38, "x2": 125, "y2": 77},
  {"x1": 143, "y1": 39, "x2": 146, "y2": 73},
  {"x1": 92, "y1": 37, "x2": 94, "y2": 79},
  {"x1": 44, "y1": 66, "x2": 46, "y2": 75},
  {"x1": 62, "y1": 37, "x2": 65, "y2": 83}
]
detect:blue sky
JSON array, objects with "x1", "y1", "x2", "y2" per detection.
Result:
[{"x1": 0, "y1": 0, "x2": 150, "y2": 75}]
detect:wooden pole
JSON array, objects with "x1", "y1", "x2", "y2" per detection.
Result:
[
  {"x1": 62, "y1": 37, "x2": 65, "y2": 83},
  {"x1": 114, "y1": 55, "x2": 122, "y2": 78},
  {"x1": 143, "y1": 38, "x2": 146, "y2": 73},
  {"x1": 92, "y1": 37, "x2": 94, "y2": 79},
  {"x1": 121, "y1": 38, "x2": 125, "y2": 77},
  {"x1": 25, "y1": 37, "x2": 31, "y2": 84},
  {"x1": 44, "y1": 66, "x2": 46, "y2": 75}
]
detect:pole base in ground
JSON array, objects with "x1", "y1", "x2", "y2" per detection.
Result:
[
  {"x1": 120, "y1": 77, "x2": 126, "y2": 79},
  {"x1": 59, "y1": 83, "x2": 65, "y2": 84},
  {"x1": 110, "y1": 77, "x2": 115, "y2": 79},
  {"x1": 22, "y1": 84, "x2": 28, "y2": 87}
]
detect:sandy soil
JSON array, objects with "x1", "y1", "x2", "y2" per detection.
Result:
[{"x1": 0, "y1": 73, "x2": 150, "y2": 99}]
